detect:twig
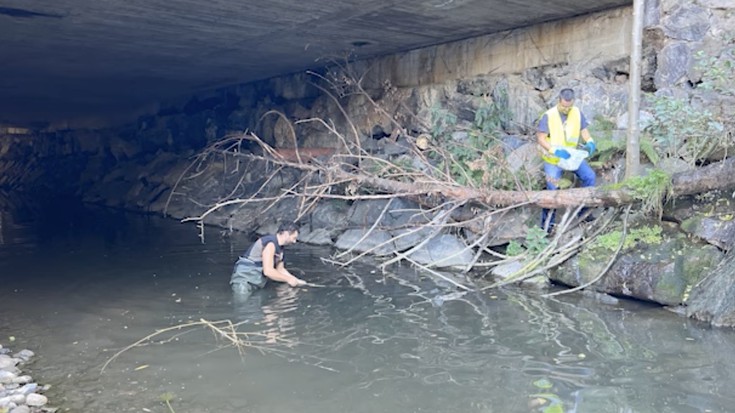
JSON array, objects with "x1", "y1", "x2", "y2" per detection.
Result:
[{"x1": 544, "y1": 205, "x2": 632, "y2": 297}]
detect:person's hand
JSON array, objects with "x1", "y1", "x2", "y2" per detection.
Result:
[
  {"x1": 554, "y1": 148, "x2": 571, "y2": 159},
  {"x1": 584, "y1": 141, "x2": 596, "y2": 156},
  {"x1": 288, "y1": 277, "x2": 307, "y2": 287}
]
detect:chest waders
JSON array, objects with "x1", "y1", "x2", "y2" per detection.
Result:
[{"x1": 230, "y1": 257, "x2": 267, "y2": 295}]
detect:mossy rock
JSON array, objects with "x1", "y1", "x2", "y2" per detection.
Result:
[{"x1": 552, "y1": 223, "x2": 724, "y2": 306}]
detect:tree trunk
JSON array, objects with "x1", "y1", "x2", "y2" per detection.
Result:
[
  {"x1": 333, "y1": 158, "x2": 735, "y2": 209},
  {"x1": 625, "y1": 0, "x2": 645, "y2": 179},
  {"x1": 271, "y1": 148, "x2": 735, "y2": 209},
  {"x1": 671, "y1": 157, "x2": 735, "y2": 196}
]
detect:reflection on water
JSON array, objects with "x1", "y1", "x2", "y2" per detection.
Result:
[{"x1": 1, "y1": 201, "x2": 735, "y2": 413}]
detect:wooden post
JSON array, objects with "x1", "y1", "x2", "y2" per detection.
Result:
[{"x1": 625, "y1": 0, "x2": 645, "y2": 179}]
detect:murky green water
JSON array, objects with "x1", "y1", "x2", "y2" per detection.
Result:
[{"x1": 1, "y1": 200, "x2": 734, "y2": 413}]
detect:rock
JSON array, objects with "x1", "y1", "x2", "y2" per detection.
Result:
[
  {"x1": 500, "y1": 135, "x2": 527, "y2": 154},
  {"x1": 347, "y1": 198, "x2": 417, "y2": 228},
  {"x1": 491, "y1": 260, "x2": 524, "y2": 279},
  {"x1": 680, "y1": 213, "x2": 735, "y2": 251},
  {"x1": 657, "y1": 157, "x2": 695, "y2": 175},
  {"x1": 388, "y1": 210, "x2": 435, "y2": 252},
  {"x1": 0, "y1": 371, "x2": 16, "y2": 384},
  {"x1": 591, "y1": 57, "x2": 629, "y2": 82},
  {"x1": 11, "y1": 376, "x2": 31, "y2": 385},
  {"x1": 505, "y1": 143, "x2": 542, "y2": 175},
  {"x1": 551, "y1": 222, "x2": 724, "y2": 306},
  {"x1": 493, "y1": 76, "x2": 545, "y2": 134},
  {"x1": 297, "y1": 227, "x2": 334, "y2": 246},
  {"x1": 699, "y1": 0, "x2": 735, "y2": 8},
  {"x1": 669, "y1": 191, "x2": 735, "y2": 250},
  {"x1": 456, "y1": 76, "x2": 496, "y2": 96},
  {"x1": 347, "y1": 199, "x2": 390, "y2": 227},
  {"x1": 10, "y1": 405, "x2": 31, "y2": 413},
  {"x1": 1, "y1": 394, "x2": 25, "y2": 405},
  {"x1": 303, "y1": 200, "x2": 349, "y2": 237},
  {"x1": 522, "y1": 66, "x2": 555, "y2": 91},
  {"x1": 687, "y1": 252, "x2": 735, "y2": 327},
  {"x1": 581, "y1": 290, "x2": 620, "y2": 305},
  {"x1": 644, "y1": 0, "x2": 661, "y2": 27},
  {"x1": 16, "y1": 383, "x2": 37, "y2": 395},
  {"x1": 485, "y1": 207, "x2": 535, "y2": 247},
  {"x1": 615, "y1": 110, "x2": 654, "y2": 131},
  {"x1": 655, "y1": 42, "x2": 691, "y2": 88},
  {"x1": 662, "y1": 4, "x2": 711, "y2": 42},
  {"x1": 381, "y1": 139, "x2": 411, "y2": 156},
  {"x1": 335, "y1": 229, "x2": 396, "y2": 256},
  {"x1": 25, "y1": 393, "x2": 47, "y2": 407},
  {"x1": 0, "y1": 356, "x2": 17, "y2": 370},
  {"x1": 408, "y1": 234, "x2": 474, "y2": 268}
]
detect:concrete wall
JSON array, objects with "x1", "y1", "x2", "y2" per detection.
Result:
[
  {"x1": 36, "y1": 6, "x2": 632, "y2": 130},
  {"x1": 178, "y1": 7, "x2": 632, "y2": 111},
  {"x1": 357, "y1": 7, "x2": 632, "y2": 88}
]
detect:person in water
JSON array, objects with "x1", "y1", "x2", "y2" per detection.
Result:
[{"x1": 230, "y1": 222, "x2": 306, "y2": 295}]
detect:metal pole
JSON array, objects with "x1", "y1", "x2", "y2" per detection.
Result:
[{"x1": 625, "y1": 0, "x2": 645, "y2": 179}]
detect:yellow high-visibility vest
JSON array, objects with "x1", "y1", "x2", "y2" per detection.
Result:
[{"x1": 541, "y1": 106, "x2": 581, "y2": 164}]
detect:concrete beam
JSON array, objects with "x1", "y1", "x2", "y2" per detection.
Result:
[{"x1": 0, "y1": 0, "x2": 630, "y2": 126}]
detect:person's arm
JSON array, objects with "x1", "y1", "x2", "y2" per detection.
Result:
[
  {"x1": 536, "y1": 114, "x2": 552, "y2": 152},
  {"x1": 580, "y1": 111, "x2": 594, "y2": 144},
  {"x1": 580, "y1": 128, "x2": 592, "y2": 143},
  {"x1": 276, "y1": 261, "x2": 305, "y2": 286},
  {"x1": 537, "y1": 131, "x2": 552, "y2": 152},
  {"x1": 261, "y1": 243, "x2": 305, "y2": 287}
]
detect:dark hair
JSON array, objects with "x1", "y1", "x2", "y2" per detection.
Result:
[
  {"x1": 277, "y1": 221, "x2": 299, "y2": 234},
  {"x1": 559, "y1": 88, "x2": 575, "y2": 101}
]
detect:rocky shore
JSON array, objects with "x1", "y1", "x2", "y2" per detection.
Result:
[{"x1": 0, "y1": 344, "x2": 53, "y2": 413}]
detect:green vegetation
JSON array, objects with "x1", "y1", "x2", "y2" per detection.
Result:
[
  {"x1": 643, "y1": 39, "x2": 735, "y2": 166},
  {"x1": 588, "y1": 115, "x2": 658, "y2": 165},
  {"x1": 644, "y1": 93, "x2": 726, "y2": 165},
  {"x1": 589, "y1": 225, "x2": 663, "y2": 253},
  {"x1": 623, "y1": 169, "x2": 672, "y2": 218},
  {"x1": 507, "y1": 226, "x2": 550, "y2": 256},
  {"x1": 428, "y1": 95, "x2": 542, "y2": 190},
  {"x1": 694, "y1": 34, "x2": 735, "y2": 97},
  {"x1": 606, "y1": 169, "x2": 672, "y2": 218}
]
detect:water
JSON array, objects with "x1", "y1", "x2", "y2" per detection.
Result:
[{"x1": 1, "y1": 200, "x2": 735, "y2": 413}]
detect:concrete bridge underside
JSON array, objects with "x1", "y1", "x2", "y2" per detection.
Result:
[{"x1": 0, "y1": 0, "x2": 630, "y2": 126}]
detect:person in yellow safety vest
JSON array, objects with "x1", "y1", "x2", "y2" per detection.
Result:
[{"x1": 536, "y1": 88, "x2": 597, "y2": 231}]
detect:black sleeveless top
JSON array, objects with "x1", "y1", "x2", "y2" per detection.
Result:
[{"x1": 242, "y1": 234, "x2": 283, "y2": 267}]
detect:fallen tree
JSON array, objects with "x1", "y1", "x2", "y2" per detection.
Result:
[
  {"x1": 270, "y1": 144, "x2": 735, "y2": 210},
  {"x1": 166, "y1": 65, "x2": 734, "y2": 291}
]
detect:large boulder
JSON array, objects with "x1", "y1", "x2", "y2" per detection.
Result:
[
  {"x1": 551, "y1": 222, "x2": 724, "y2": 306},
  {"x1": 484, "y1": 207, "x2": 536, "y2": 247},
  {"x1": 335, "y1": 228, "x2": 396, "y2": 256},
  {"x1": 687, "y1": 252, "x2": 735, "y2": 327},
  {"x1": 662, "y1": 4, "x2": 711, "y2": 42},
  {"x1": 347, "y1": 198, "x2": 419, "y2": 228},
  {"x1": 408, "y1": 234, "x2": 475, "y2": 269},
  {"x1": 299, "y1": 200, "x2": 351, "y2": 245},
  {"x1": 655, "y1": 42, "x2": 692, "y2": 89},
  {"x1": 665, "y1": 190, "x2": 735, "y2": 251}
]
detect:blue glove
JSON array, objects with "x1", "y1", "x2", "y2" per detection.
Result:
[
  {"x1": 585, "y1": 141, "x2": 596, "y2": 156},
  {"x1": 553, "y1": 148, "x2": 571, "y2": 159}
]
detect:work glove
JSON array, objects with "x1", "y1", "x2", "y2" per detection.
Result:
[
  {"x1": 584, "y1": 141, "x2": 596, "y2": 156},
  {"x1": 553, "y1": 148, "x2": 571, "y2": 159}
]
